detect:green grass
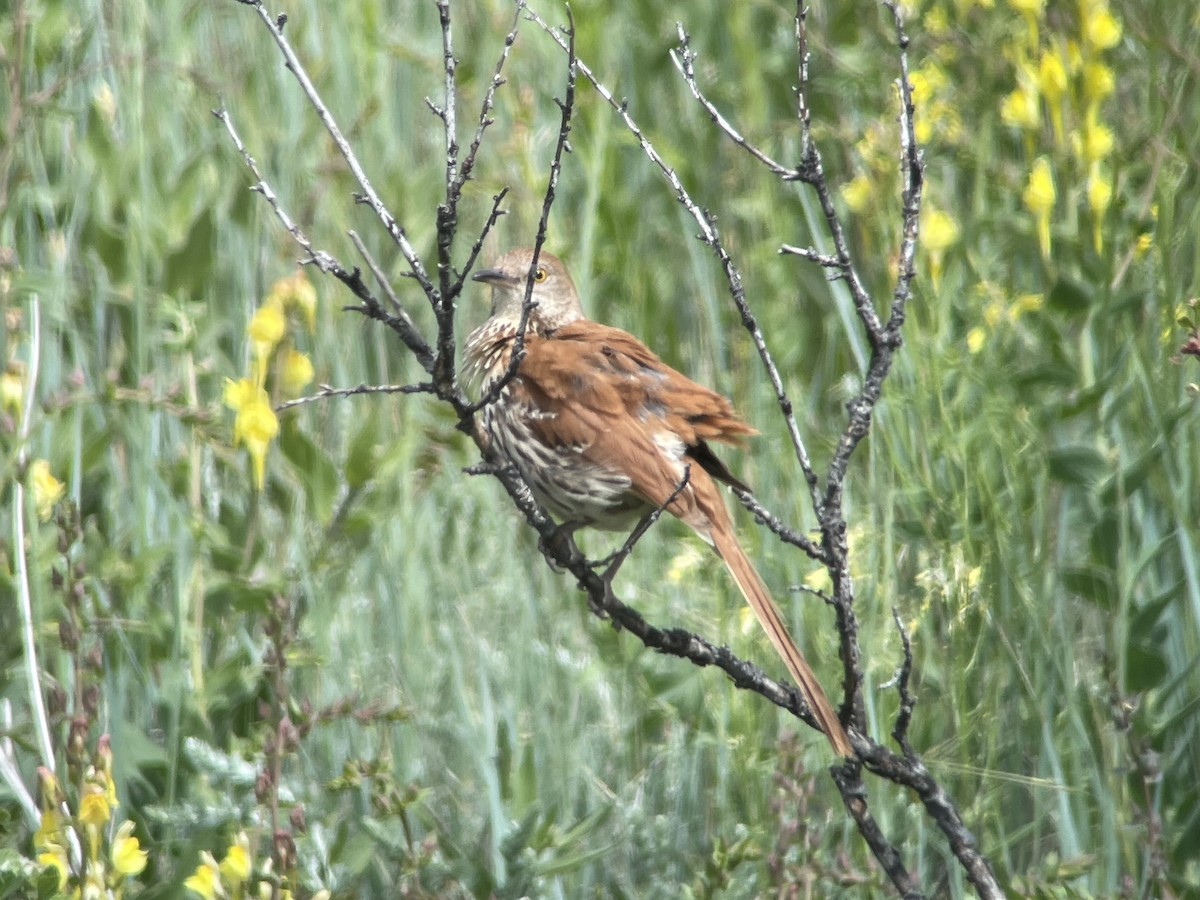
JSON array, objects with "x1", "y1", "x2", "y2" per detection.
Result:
[{"x1": 2, "y1": 0, "x2": 1198, "y2": 896}]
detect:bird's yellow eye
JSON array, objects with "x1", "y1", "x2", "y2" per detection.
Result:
[{"x1": 533, "y1": 267, "x2": 548, "y2": 283}]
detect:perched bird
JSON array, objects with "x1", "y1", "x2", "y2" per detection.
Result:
[{"x1": 464, "y1": 248, "x2": 852, "y2": 756}]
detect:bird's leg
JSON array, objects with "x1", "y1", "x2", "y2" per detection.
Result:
[{"x1": 592, "y1": 465, "x2": 694, "y2": 615}]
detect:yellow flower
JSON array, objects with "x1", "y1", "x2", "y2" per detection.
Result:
[
  {"x1": 923, "y1": 209, "x2": 960, "y2": 253},
  {"x1": 79, "y1": 789, "x2": 111, "y2": 828},
  {"x1": 1008, "y1": 0, "x2": 1043, "y2": 47},
  {"x1": 232, "y1": 387, "x2": 279, "y2": 491},
  {"x1": 219, "y1": 833, "x2": 252, "y2": 885},
  {"x1": 34, "y1": 808, "x2": 64, "y2": 852},
  {"x1": 1083, "y1": 62, "x2": 1114, "y2": 103},
  {"x1": 1023, "y1": 158, "x2": 1056, "y2": 258},
  {"x1": 1135, "y1": 233, "x2": 1153, "y2": 257},
  {"x1": 288, "y1": 273, "x2": 318, "y2": 333},
  {"x1": 185, "y1": 853, "x2": 224, "y2": 899},
  {"x1": 1084, "y1": 9, "x2": 1121, "y2": 50},
  {"x1": 82, "y1": 860, "x2": 106, "y2": 900},
  {"x1": 95, "y1": 734, "x2": 118, "y2": 809},
  {"x1": 93, "y1": 82, "x2": 117, "y2": 126},
  {"x1": 1037, "y1": 51, "x2": 1067, "y2": 102},
  {"x1": 223, "y1": 377, "x2": 257, "y2": 413},
  {"x1": 1088, "y1": 171, "x2": 1113, "y2": 252},
  {"x1": 280, "y1": 349, "x2": 314, "y2": 398},
  {"x1": 112, "y1": 820, "x2": 149, "y2": 877},
  {"x1": 1064, "y1": 39, "x2": 1083, "y2": 74},
  {"x1": 0, "y1": 365, "x2": 22, "y2": 418},
  {"x1": 36, "y1": 767, "x2": 62, "y2": 811},
  {"x1": 30, "y1": 459, "x2": 66, "y2": 521},
  {"x1": 248, "y1": 301, "x2": 286, "y2": 385},
  {"x1": 267, "y1": 271, "x2": 318, "y2": 333},
  {"x1": 983, "y1": 299, "x2": 1006, "y2": 328},
  {"x1": 1038, "y1": 50, "x2": 1068, "y2": 143},
  {"x1": 909, "y1": 68, "x2": 941, "y2": 106},
  {"x1": 1000, "y1": 85, "x2": 1040, "y2": 131},
  {"x1": 841, "y1": 174, "x2": 874, "y2": 214},
  {"x1": 967, "y1": 327, "x2": 986, "y2": 354},
  {"x1": 1013, "y1": 293, "x2": 1045, "y2": 316},
  {"x1": 38, "y1": 848, "x2": 69, "y2": 891},
  {"x1": 1077, "y1": 118, "x2": 1114, "y2": 162},
  {"x1": 922, "y1": 208, "x2": 960, "y2": 292}
]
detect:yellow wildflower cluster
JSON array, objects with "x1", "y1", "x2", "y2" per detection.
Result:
[
  {"x1": 34, "y1": 737, "x2": 149, "y2": 897},
  {"x1": 183, "y1": 831, "x2": 328, "y2": 900},
  {"x1": 225, "y1": 271, "x2": 317, "y2": 490},
  {"x1": 1001, "y1": 0, "x2": 1123, "y2": 255},
  {"x1": 966, "y1": 281, "x2": 1045, "y2": 353},
  {"x1": 30, "y1": 458, "x2": 66, "y2": 521},
  {"x1": 840, "y1": 58, "x2": 964, "y2": 292}
]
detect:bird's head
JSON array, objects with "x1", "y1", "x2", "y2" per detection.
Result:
[{"x1": 472, "y1": 248, "x2": 584, "y2": 332}]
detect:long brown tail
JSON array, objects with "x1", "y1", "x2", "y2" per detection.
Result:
[{"x1": 711, "y1": 521, "x2": 853, "y2": 757}]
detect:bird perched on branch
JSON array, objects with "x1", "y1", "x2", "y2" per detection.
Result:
[{"x1": 464, "y1": 248, "x2": 852, "y2": 757}]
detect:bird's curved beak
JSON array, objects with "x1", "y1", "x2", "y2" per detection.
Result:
[{"x1": 471, "y1": 267, "x2": 508, "y2": 285}]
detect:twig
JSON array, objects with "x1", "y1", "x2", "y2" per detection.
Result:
[
  {"x1": 890, "y1": 607, "x2": 916, "y2": 757},
  {"x1": 670, "y1": 25, "x2": 796, "y2": 179},
  {"x1": 778, "y1": 244, "x2": 843, "y2": 273},
  {"x1": 432, "y1": 0, "x2": 461, "y2": 389},
  {"x1": 347, "y1": 230, "x2": 419, "y2": 330},
  {"x1": 456, "y1": 2, "x2": 524, "y2": 194},
  {"x1": 790, "y1": 1, "x2": 883, "y2": 347},
  {"x1": 274, "y1": 382, "x2": 434, "y2": 412},
  {"x1": 831, "y1": 765, "x2": 924, "y2": 899},
  {"x1": 732, "y1": 488, "x2": 826, "y2": 563},
  {"x1": 233, "y1": 0, "x2": 435, "y2": 297},
  {"x1": 466, "y1": 5, "x2": 577, "y2": 417},
  {"x1": 214, "y1": 105, "x2": 436, "y2": 373}
]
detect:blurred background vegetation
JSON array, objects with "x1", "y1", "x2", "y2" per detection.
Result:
[{"x1": 2, "y1": 0, "x2": 1198, "y2": 896}]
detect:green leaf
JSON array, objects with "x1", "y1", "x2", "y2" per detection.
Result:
[
  {"x1": 1061, "y1": 566, "x2": 1114, "y2": 611},
  {"x1": 345, "y1": 414, "x2": 381, "y2": 489},
  {"x1": 1046, "y1": 277, "x2": 1091, "y2": 315},
  {"x1": 1047, "y1": 446, "x2": 1110, "y2": 488},
  {"x1": 279, "y1": 416, "x2": 339, "y2": 524},
  {"x1": 1125, "y1": 641, "x2": 1168, "y2": 692},
  {"x1": 1099, "y1": 442, "x2": 1164, "y2": 505}
]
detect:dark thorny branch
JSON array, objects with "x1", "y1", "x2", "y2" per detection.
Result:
[
  {"x1": 226, "y1": 1, "x2": 1002, "y2": 897},
  {"x1": 661, "y1": 1, "x2": 1001, "y2": 897}
]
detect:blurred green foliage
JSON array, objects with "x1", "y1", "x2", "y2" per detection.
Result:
[{"x1": 1, "y1": 0, "x2": 1198, "y2": 896}]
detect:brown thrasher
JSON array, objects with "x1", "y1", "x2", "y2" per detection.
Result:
[{"x1": 464, "y1": 248, "x2": 852, "y2": 757}]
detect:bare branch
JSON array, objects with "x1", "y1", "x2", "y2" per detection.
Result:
[
  {"x1": 234, "y1": 0, "x2": 435, "y2": 297},
  {"x1": 831, "y1": 765, "x2": 924, "y2": 899},
  {"x1": 670, "y1": 24, "x2": 796, "y2": 179},
  {"x1": 216, "y1": 104, "x2": 437, "y2": 372},
  {"x1": 779, "y1": 244, "x2": 842, "y2": 272},
  {"x1": 432, "y1": 0, "x2": 461, "y2": 389},
  {"x1": 466, "y1": 6, "x2": 577, "y2": 417},
  {"x1": 890, "y1": 607, "x2": 917, "y2": 756},
  {"x1": 732, "y1": 489, "x2": 826, "y2": 563},
  {"x1": 789, "y1": 1, "x2": 884, "y2": 347},
  {"x1": 456, "y1": 2, "x2": 525, "y2": 194},
  {"x1": 274, "y1": 382, "x2": 434, "y2": 413}
]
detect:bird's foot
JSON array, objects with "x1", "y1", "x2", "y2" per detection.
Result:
[{"x1": 537, "y1": 521, "x2": 582, "y2": 573}]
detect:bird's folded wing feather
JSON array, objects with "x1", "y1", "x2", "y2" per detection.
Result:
[{"x1": 512, "y1": 322, "x2": 755, "y2": 502}]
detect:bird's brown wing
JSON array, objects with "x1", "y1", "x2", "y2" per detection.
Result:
[{"x1": 515, "y1": 322, "x2": 755, "y2": 495}]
